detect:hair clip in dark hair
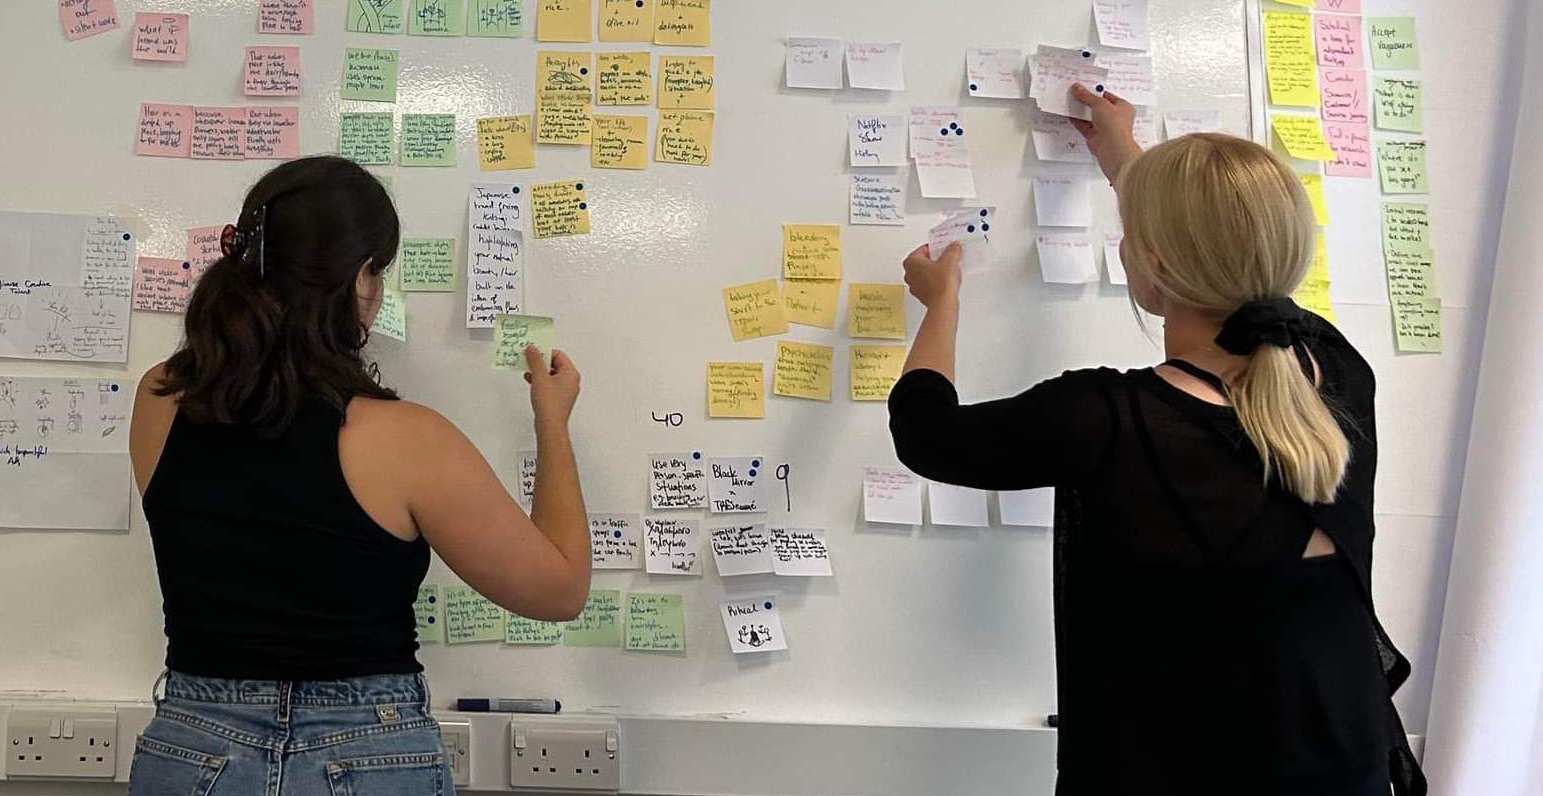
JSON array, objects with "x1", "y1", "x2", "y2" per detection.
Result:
[
  {"x1": 219, "y1": 206, "x2": 269, "y2": 279},
  {"x1": 219, "y1": 223, "x2": 246, "y2": 257},
  {"x1": 1215, "y1": 297, "x2": 1304, "y2": 355},
  {"x1": 253, "y1": 205, "x2": 268, "y2": 280}
]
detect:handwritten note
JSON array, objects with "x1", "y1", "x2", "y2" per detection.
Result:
[
  {"x1": 600, "y1": 0, "x2": 652, "y2": 41},
  {"x1": 707, "y1": 456, "x2": 772, "y2": 513},
  {"x1": 597, "y1": 51, "x2": 652, "y2": 105},
  {"x1": 720, "y1": 595, "x2": 786, "y2": 653},
  {"x1": 469, "y1": 0, "x2": 523, "y2": 36},
  {"x1": 492, "y1": 314, "x2": 554, "y2": 372},
  {"x1": 966, "y1": 48, "x2": 1024, "y2": 98},
  {"x1": 706, "y1": 363, "x2": 765, "y2": 419},
  {"x1": 1264, "y1": 11, "x2": 1319, "y2": 108},
  {"x1": 1029, "y1": 46, "x2": 1109, "y2": 120},
  {"x1": 445, "y1": 584, "x2": 506, "y2": 644},
  {"x1": 190, "y1": 107, "x2": 247, "y2": 160},
  {"x1": 1095, "y1": 53, "x2": 1157, "y2": 106},
  {"x1": 913, "y1": 115, "x2": 977, "y2": 198},
  {"x1": 536, "y1": 0, "x2": 589, "y2": 42},
  {"x1": 186, "y1": 226, "x2": 223, "y2": 271},
  {"x1": 1369, "y1": 17, "x2": 1418, "y2": 70},
  {"x1": 658, "y1": 55, "x2": 715, "y2": 109},
  {"x1": 132, "y1": 257, "x2": 193, "y2": 313},
  {"x1": 644, "y1": 517, "x2": 701, "y2": 574},
  {"x1": 1299, "y1": 173, "x2": 1330, "y2": 226},
  {"x1": 651, "y1": 452, "x2": 706, "y2": 509},
  {"x1": 564, "y1": 590, "x2": 622, "y2": 647},
  {"x1": 590, "y1": 513, "x2": 642, "y2": 569},
  {"x1": 773, "y1": 341, "x2": 834, "y2": 401},
  {"x1": 1394, "y1": 296, "x2": 1441, "y2": 353},
  {"x1": 591, "y1": 115, "x2": 649, "y2": 169},
  {"x1": 531, "y1": 180, "x2": 591, "y2": 238},
  {"x1": 414, "y1": 584, "x2": 442, "y2": 644},
  {"x1": 401, "y1": 113, "x2": 456, "y2": 166},
  {"x1": 399, "y1": 238, "x2": 456, "y2": 291},
  {"x1": 850, "y1": 345, "x2": 905, "y2": 402},
  {"x1": 864, "y1": 467, "x2": 921, "y2": 524},
  {"x1": 1381, "y1": 202, "x2": 1432, "y2": 257},
  {"x1": 1319, "y1": 0, "x2": 1361, "y2": 11},
  {"x1": 847, "y1": 283, "x2": 906, "y2": 340},
  {"x1": 1384, "y1": 248, "x2": 1433, "y2": 300},
  {"x1": 1031, "y1": 111, "x2": 1094, "y2": 163},
  {"x1": 782, "y1": 224, "x2": 841, "y2": 280},
  {"x1": 710, "y1": 524, "x2": 775, "y2": 575},
  {"x1": 1271, "y1": 113, "x2": 1336, "y2": 161},
  {"x1": 340, "y1": 112, "x2": 395, "y2": 165},
  {"x1": 1324, "y1": 121, "x2": 1372, "y2": 177},
  {"x1": 245, "y1": 106, "x2": 300, "y2": 159},
  {"x1": 1037, "y1": 233, "x2": 1098, "y2": 284},
  {"x1": 845, "y1": 42, "x2": 904, "y2": 90},
  {"x1": 1163, "y1": 109, "x2": 1222, "y2": 139},
  {"x1": 1315, "y1": 13, "x2": 1363, "y2": 67},
  {"x1": 654, "y1": 0, "x2": 709, "y2": 46},
  {"x1": 1319, "y1": 67, "x2": 1368, "y2": 124},
  {"x1": 927, "y1": 207, "x2": 994, "y2": 270},
  {"x1": 244, "y1": 46, "x2": 301, "y2": 96},
  {"x1": 59, "y1": 0, "x2": 119, "y2": 41},
  {"x1": 258, "y1": 0, "x2": 313, "y2": 34},
  {"x1": 655, "y1": 110, "x2": 713, "y2": 166},
  {"x1": 785, "y1": 36, "x2": 843, "y2": 89},
  {"x1": 137, "y1": 103, "x2": 193, "y2": 157},
  {"x1": 722, "y1": 278, "x2": 788, "y2": 341},
  {"x1": 538, "y1": 49, "x2": 593, "y2": 91},
  {"x1": 626, "y1": 593, "x2": 685, "y2": 652},
  {"x1": 782, "y1": 279, "x2": 840, "y2": 329},
  {"x1": 408, "y1": 0, "x2": 465, "y2": 36},
  {"x1": 505, "y1": 613, "x2": 563, "y2": 645},
  {"x1": 536, "y1": 90, "x2": 593, "y2": 144},
  {"x1": 347, "y1": 0, "x2": 406, "y2": 33},
  {"x1": 0, "y1": 375, "x2": 132, "y2": 528},
  {"x1": 1033, "y1": 173, "x2": 1092, "y2": 227},
  {"x1": 477, "y1": 116, "x2": 534, "y2": 170},
  {"x1": 849, "y1": 114, "x2": 906, "y2": 166},
  {"x1": 372, "y1": 287, "x2": 407, "y2": 341},
  {"x1": 342, "y1": 48, "x2": 398, "y2": 102},
  {"x1": 132, "y1": 13, "x2": 188, "y2": 62},
  {"x1": 930, "y1": 481, "x2": 989, "y2": 527},
  {"x1": 771, "y1": 528, "x2": 832, "y2": 576},
  {"x1": 516, "y1": 450, "x2": 537, "y2": 510},
  {"x1": 1092, "y1": 0, "x2": 1149, "y2": 50},
  {"x1": 1373, "y1": 77, "x2": 1423, "y2": 133},
  {"x1": 850, "y1": 172, "x2": 907, "y2": 226},
  {"x1": 1378, "y1": 140, "x2": 1429, "y2": 194}
]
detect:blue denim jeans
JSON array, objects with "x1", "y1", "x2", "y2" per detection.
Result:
[{"x1": 127, "y1": 670, "x2": 453, "y2": 796}]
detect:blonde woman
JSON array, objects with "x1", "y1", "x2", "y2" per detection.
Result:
[{"x1": 887, "y1": 86, "x2": 1425, "y2": 796}]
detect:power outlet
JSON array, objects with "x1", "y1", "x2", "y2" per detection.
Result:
[
  {"x1": 6, "y1": 709, "x2": 118, "y2": 779},
  {"x1": 438, "y1": 720, "x2": 471, "y2": 787},
  {"x1": 509, "y1": 716, "x2": 620, "y2": 793}
]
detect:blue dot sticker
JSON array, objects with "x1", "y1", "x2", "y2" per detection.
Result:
[
  {"x1": 967, "y1": 224, "x2": 976, "y2": 233},
  {"x1": 981, "y1": 222, "x2": 990, "y2": 232},
  {"x1": 575, "y1": 183, "x2": 584, "y2": 191},
  {"x1": 764, "y1": 601, "x2": 773, "y2": 610},
  {"x1": 181, "y1": 262, "x2": 190, "y2": 270},
  {"x1": 692, "y1": 451, "x2": 701, "y2": 460},
  {"x1": 614, "y1": 530, "x2": 623, "y2": 538},
  {"x1": 749, "y1": 469, "x2": 757, "y2": 477},
  {"x1": 110, "y1": 384, "x2": 120, "y2": 392},
  {"x1": 956, "y1": 127, "x2": 965, "y2": 135},
  {"x1": 122, "y1": 233, "x2": 131, "y2": 241},
  {"x1": 1081, "y1": 50, "x2": 1092, "y2": 59},
  {"x1": 427, "y1": 616, "x2": 436, "y2": 624},
  {"x1": 428, "y1": 595, "x2": 436, "y2": 603},
  {"x1": 512, "y1": 186, "x2": 520, "y2": 194},
  {"x1": 939, "y1": 127, "x2": 949, "y2": 136},
  {"x1": 979, "y1": 209, "x2": 989, "y2": 217},
  {"x1": 949, "y1": 122, "x2": 959, "y2": 130},
  {"x1": 580, "y1": 67, "x2": 588, "y2": 75},
  {"x1": 969, "y1": 83, "x2": 978, "y2": 91},
  {"x1": 751, "y1": 459, "x2": 761, "y2": 468},
  {"x1": 1095, "y1": 84, "x2": 1105, "y2": 94},
  {"x1": 636, "y1": 0, "x2": 644, "y2": 6},
  {"x1": 578, "y1": 202, "x2": 587, "y2": 210}
]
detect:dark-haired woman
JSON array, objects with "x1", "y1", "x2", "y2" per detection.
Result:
[{"x1": 126, "y1": 156, "x2": 591, "y2": 795}]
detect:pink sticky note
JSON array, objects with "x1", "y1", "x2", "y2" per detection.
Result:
[
  {"x1": 136, "y1": 103, "x2": 193, "y2": 157},
  {"x1": 131, "y1": 12, "x2": 189, "y2": 62},
  {"x1": 133, "y1": 257, "x2": 195, "y2": 313},
  {"x1": 191, "y1": 107, "x2": 248, "y2": 160},
  {"x1": 1314, "y1": 13, "x2": 1363, "y2": 68},
  {"x1": 245, "y1": 106, "x2": 301, "y2": 160},
  {"x1": 258, "y1": 0, "x2": 313, "y2": 34},
  {"x1": 1317, "y1": 0, "x2": 1361, "y2": 13},
  {"x1": 186, "y1": 226, "x2": 225, "y2": 271},
  {"x1": 59, "y1": 0, "x2": 120, "y2": 41},
  {"x1": 1320, "y1": 68, "x2": 1369, "y2": 124},
  {"x1": 1323, "y1": 122, "x2": 1372, "y2": 178},
  {"x1": 244, "y1": 46, "x2": 302, "y2": 96}
]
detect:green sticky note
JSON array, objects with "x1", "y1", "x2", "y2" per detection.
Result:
[
  {"x1": 1378, "y1": 140, "x2": 1429, "y2": 195},
  {"x1": 469, "y1": 0, "x2": 524, "y2": 36},
  {"x1": 493, "y1": 313, "x2": 555, "y2": 372},
  {"x1": 342, "y1": 48, "x2": 400, "y2": 103},
  {"x1": 409, "y1": 0, "x2": 466, "y2": 35},
  {"x1": 1384, "y1": 248, "x2": 1435, "y2": 301},
  {"x1": 1381, "y1": 202, "x2": 1432, "y2": 257},
  {"x1": 1374, "y1": 77, "x2": 1424, "y2": 133},
  {"x1": 1369, "y1": 17, "x2": 1419, "y2": 70},
  {"x1": 340, "y1": 112, "x2": 396, "y2": 165},
  {"x1": 413, "y1": 584, "x2": 442, "y2": 644},
  {"x1": 625, "y1": 593, "x2": 686, "y2": 652},
  {"x1": 1393, "y1": 296, "x2": 1442, "y2": 353},
  {"x1": 506, "y1": 612, "x2": 564, "y2": 645},
  {"x1": 401, "y1": 113, "x2": 457, "y2": 166},
  {"x1": 563, "y1": 589, "x2": 622, "y2": 647},
  {"x1": 372, "y1": 286, "x2": 408, "y2": 341},
  {"x1": 445, "y1": 585, "x2": 507, "y2": 644},
  {"x1": 347, "y1": 0, "x2": 406, "y2": 33},
  {"x1": 400, "y1": 237, "x2": 457, "y2": 291}
]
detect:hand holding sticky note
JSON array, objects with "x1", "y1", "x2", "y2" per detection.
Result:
[{"x1": 493, "y1": 314, "x2": 556, "y2": 372}]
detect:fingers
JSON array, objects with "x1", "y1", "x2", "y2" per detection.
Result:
[
  {"x1": 937, "y1": 241, "x2": 964, "y2": 267},
  {"x1": 548, "y1": 348, "x2": 577, "y2": 376},
  {"x1": 1070, "y1": 82, "x2": 1103, "y2": 107},
  {"x1": 1100, "y1": 89, "x2": 1128, "y2": 108},
  {"x1": 904, "y1": 242, "x2": 932, "y2": 263},
  {"x1": 1068, "y1": 118, "x2": 1094, "y2": 138},
  {"x1": 523, "y1": 344, "x2": 547, "y2": 378}
]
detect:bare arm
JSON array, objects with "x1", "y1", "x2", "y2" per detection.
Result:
[{"x1": 901, "y1": 243, "x2": 963, "y2": 382}]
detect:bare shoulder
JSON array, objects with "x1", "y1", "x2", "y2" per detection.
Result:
[
  {"x1": 132, "y1": 362, "x2": 177, "y2": 424},
  {"x1": 345, "y1": 397, "x2": 465, "y2": 449}
]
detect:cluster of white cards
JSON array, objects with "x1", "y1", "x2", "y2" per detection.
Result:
[
  {"x1": 862, "y1": 467, "x2": 1054, "y2": 528},
  {"x1": 785, "y1": 37, "x2": 904, "y2": 91}
]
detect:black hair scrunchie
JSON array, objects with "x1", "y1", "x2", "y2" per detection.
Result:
[{"x1": 1214, "y1": 296, "x2": 1305, "y2": 355}]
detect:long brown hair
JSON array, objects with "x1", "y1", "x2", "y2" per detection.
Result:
[{"x1": 156, "y1": 156, "x2": 400, "y2": 432}]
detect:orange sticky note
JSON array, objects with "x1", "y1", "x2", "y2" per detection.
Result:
[
  {"x1": 132, "y1": 13, "x2": 189, "y2": 62},
  {"x1": 258, "y1": 0, "x2": 313, "y2": 34}
]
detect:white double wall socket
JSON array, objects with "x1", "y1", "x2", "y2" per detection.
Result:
[
  {"x1": 5, "y1": 708, "x2": 119, "y2": 779},
  {"x1": 510, "y1": 715, "x2": 620, "y2": 793}
]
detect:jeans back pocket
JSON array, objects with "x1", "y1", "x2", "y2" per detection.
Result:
[
  {"x1": 326, "y1": 751, "x2": 445, "y2": 796},
  {"x1": 127, "y1": 736, "x2": 227, "y2": 796}
]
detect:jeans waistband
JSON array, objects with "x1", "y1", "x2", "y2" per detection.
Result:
[{"x1": 162, "y1": 670, "x2": 430, "y2": 707}]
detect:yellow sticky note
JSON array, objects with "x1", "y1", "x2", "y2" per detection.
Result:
[
  {"x1": 1275, "y1": 0, "x2": 1314, "y2": 7},
  {"x1": 783, "y1": 279, "x2": 841, "y2": 329},
  {"x1": 1263, "y1": 11, "x2": 1318, "y2": 108},
  {"x1": 707, "y1": 362, "x2": 764, "y2": 418},
  {"x1": 477, "y1": 115, "x2": 534, "y2": 171},
  {"x1": 1298, "y1": 173, "x2": 1329, "y2": 226},
  {"x1": 599, "y1": 0, "x2": 653, "y2": 41},
  {"x1": 592, "y1": 115, "x2": 649, "y2": 169},
  {"x1": 850, "y1": 345, "x2": 907, "y2": 401},
  {"x1": 531, "y1": 180, "x2": 592, "y2": 239},
  {"x1": 537, "y1": 0, "x2": 591, "y2": 42},
  {"x1": 654, "y1": 0, "x2": 709, "y2": 45},
  {"x1": 773, "y1": 341, "x2": 835, "y2": 401},
  {"x1": 537, "y1": 90, "x2": 593, "y2": 144},
  {"x1": 598, "y1": 52, "x2": 652, "y2": 105},
  {"x1": 656, "y1": 110, "x2": 713, "y2": 166},
  {"x1": 658, "y1": 55, "x2": 715, "y2": 110},
  {"x1": 848, "y1": 283, "x2": 907, "y2": 339},
  {"x1": 723, "y1": 278, "x2": 788, "y2": 342},
  {"x1": 538, "y1": 51, "x2": 594, "y2": 93},
  {"x1": 1271, "y1": 114, "x2": 1336, "y2": 161},
  {"x1": 783, "y1": 224, "x2": 841, "y2": 280}
]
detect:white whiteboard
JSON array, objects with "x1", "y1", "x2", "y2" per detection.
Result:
[{"x1": 0, "y1": 0, "x2": 1475, "y2": 732}]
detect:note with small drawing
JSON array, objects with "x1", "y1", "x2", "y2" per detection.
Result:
[
  {"x1": 406, "y1": 0, "x2": 463, "y2": 36},
  {"x1": 645, "y1": 517, "x2": 702, "y2": 575},
  {"x1": 720, "y1": 595, "x2": 786, "y2": 654},
  {"x1": 0, "y1": 375, "x2": 133, "y2": 529},
  {"x1": 347, "y1": 0, "x2": 405, "y2": 34}
]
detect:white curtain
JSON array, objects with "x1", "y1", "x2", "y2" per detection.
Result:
[{"x1": 1421, "y1": 2, "x2": 1543, "y2": 794}]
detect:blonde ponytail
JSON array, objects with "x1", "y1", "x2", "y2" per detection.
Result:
[{"x1": 1116, "y1": 133, "x2": 1351, "y2": 504}]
